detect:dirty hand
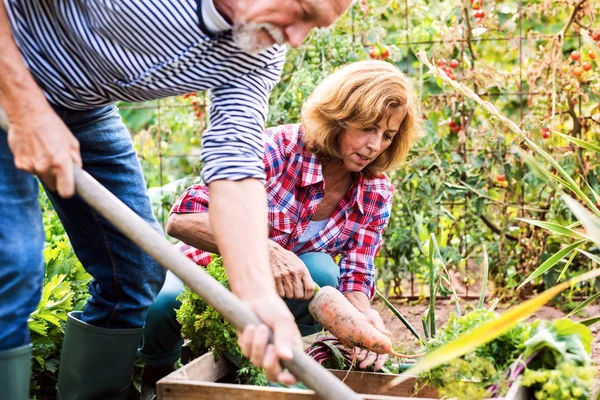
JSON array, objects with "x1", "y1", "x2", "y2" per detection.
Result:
[
  {"x1": 7, "y1": 106, "x2": 81, "y2": 198},
  {"x1": 238, "y1": 292, "x2": 302, "y2": 384},
  {"x1": 268, "y1": 240, "x2": 316, "y2": 300},
  {"x1": 354, "y1": 308, "x2": 390, "y2": 370}
]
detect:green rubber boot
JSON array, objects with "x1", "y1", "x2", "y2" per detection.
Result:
[
  {"x1": 0, "y1": 344, "x2": 31, "y2": 400},
  {"x1": 57, "y1": 312, "x2": 143, "y2": 400}
]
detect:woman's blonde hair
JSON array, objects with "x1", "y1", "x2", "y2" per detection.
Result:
[{"x1": 301, "y1": 60, "x2": 423, "y2": 177}]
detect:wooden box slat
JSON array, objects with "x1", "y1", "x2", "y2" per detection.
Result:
[{"x1": 158, "y1": 352, "x2": 439, "y2": 400}]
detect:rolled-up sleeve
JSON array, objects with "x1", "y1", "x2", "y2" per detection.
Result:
[
  {"x1": 338, "y1": 193, "x2": 393, "y2": 300},
  {"x1": 170, "y1": 184, "x2": 210, "y2": 214},
  {"x1": 200, "y1": 45, "x2": 286, "y2": 183},
  {"x1": 170, "y1": 185, "x2": 213, "y2": 266}
]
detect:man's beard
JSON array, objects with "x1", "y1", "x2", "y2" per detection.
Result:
[{"x1": 232, "y1": 22, "x2": 285, "y2": 54}]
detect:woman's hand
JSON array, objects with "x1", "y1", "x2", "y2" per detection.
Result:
[
  {"x1": 353, "y1": 308, "x2": 390, "y2": 370},
  {"x1": 268, "y1": 241, "x2": 316, "y2": 300},
  {"x1": 343, "y1": 292, "x2": 391, "y2": 371}
]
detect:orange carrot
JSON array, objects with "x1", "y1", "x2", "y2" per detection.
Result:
[{"x1": 309, "y1": 286, "x2": 417, "y2": 358}]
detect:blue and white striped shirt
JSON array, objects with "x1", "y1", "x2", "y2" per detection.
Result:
[{"x1": 4, "y1": 0, "x2": 286, "y2": 183}]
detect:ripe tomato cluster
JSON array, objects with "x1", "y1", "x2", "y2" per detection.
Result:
[
  {"x1": 470, "y1": 0, "x2": 486, "y2": 23},
  {"x1": 182, "y1": 92, "x2": 204, "y2": 120},
  {"x1": 496, "y1": 174, "x2": 508, "y2": 188},
  {"x1": 541, "y1": 126, "x2": 550, "y2": 139},
  {"x1": 437, "y1": 59, "x2": 459, "y2": 80},
  {"x1": 448, "y1": 119, "x2": 461, "y2": 133},
  {"x1": 569, "y1": 48, "x2": 595, "y2": 78},
  {"x1": 369, "y1": 44, "x2": 390, "y2": 60}
]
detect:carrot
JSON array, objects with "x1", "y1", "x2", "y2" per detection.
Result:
[{"x1": 308, "y1": 286, "x2": 418, "y2": 358}]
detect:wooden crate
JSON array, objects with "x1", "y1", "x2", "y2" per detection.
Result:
[{"x1": 157, "y1": 352, "x2": 440, "y2": 400}]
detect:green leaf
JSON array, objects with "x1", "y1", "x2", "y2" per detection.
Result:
[
  {"x1": 566, "y1": 292, "x2": 600, "y2": 318},
  {"x1": 376, "y1": 290, "x2": 425, "y2": 345},
  {"x1": 554, "y1": 131, "x2": 600, "y2": 154},
  {"x1": 427, "y1": 238, "x2": 436, "y2": 338},
  {"x1": 556, "y1": 248, "x2": 579, "y2": 283},
  {"x1": 582, "y1": 177, "x2": 600, "y2": 206},
  {"x1": 553, "y1": 318, "x2": 593, "y2": 355},
  {"x1": 562, "y1": 195, "x2": 600, "y2": 246},
  {"x1": 518, "y1": 240, "x2": 586, "y2": 289},
  {"x1": 577, "y1": 249, "x2": 600, "y2": 265},
  {"x1": 478, "y1": 243, "x2": 489, "y2": 309},
  {"x1": 579, "y1": 316, "x2": 600, "y2": 327},
  {"x1": 517, "y1": 219, "x2": 590, "y2": 241},
  {"x1": 431, "y1": 233, "x2": 460, "y2": 316}
]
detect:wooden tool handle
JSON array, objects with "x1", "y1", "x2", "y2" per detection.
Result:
[{"x1": 73, "y1": 167, "x2": 362, "y2": 400}]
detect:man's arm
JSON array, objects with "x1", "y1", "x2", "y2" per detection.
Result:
[{"x1": 0, "y1": 2, "x2": 80, "y2": 197}]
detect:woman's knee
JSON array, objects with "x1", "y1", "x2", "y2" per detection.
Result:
[
  {"x1": 299, "y1": 252, "x2": 340, "y2": 288},
  {"x1": 146, "y1": 272, "x2": 185, "y2": 330}
]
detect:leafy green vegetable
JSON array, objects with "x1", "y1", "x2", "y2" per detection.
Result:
[
  {"x1": 524, "y1": 319, "x2": 592, "y2": 368},
  {"x1": 522, "y1": 362, "x2": 596, "y2": 400},
  {"x1": 176, "y1": 256, "x2": 268, "y2": 386}
]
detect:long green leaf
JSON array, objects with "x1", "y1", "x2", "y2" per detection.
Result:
[
  {"x1": 562, "y1": 195, "x2": 600, "y2": 246},
  {"x1": 556, "y1": 248, "x2": 579, "y2": 283},
  {"x1": 554, "y1": 131, "x2": 600, "y2": 154},
  {"x1": 382, "y1": 267, "x2": 600, "y2": 391},
  {"x1": 376, "y1": 290, "x2": 425, "y2": 345},
  {"x1": 517, "y1": 148, "x2": 569, "y2": 187},
  {"x1": 518, "y1": 240, "x2": 586, "y2": 289},
  {"x1": 518, "y1": 218, "x2": 590, "y2": 241},
  {"x1": 579, "y1": 315, "x2": 600, "y2": 327},
  {"x1": 431, "y1": 233, "x2": 461, "y2": 316},
  {"x1": 582, "y1": 178, "x2": 600, "y2": 205},
  {"x1": 478, "y1": 242, "x2": 489, "y2": 309},
  {"x1": 566, "y1": 292, "x2": 600, "y2": 318},
  {"x1": 427, "y1": 238, "x2": 436, "y2": 338},
  {"x1": 577, "y1": 249, "x2": 600, "y2": 265}
]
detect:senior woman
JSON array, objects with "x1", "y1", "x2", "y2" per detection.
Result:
[{"x1": 138, "y1": 60, "x2": 422, "y2": 395}]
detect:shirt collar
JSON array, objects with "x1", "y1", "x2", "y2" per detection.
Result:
[
  {"x1": 197, "y1": 0, "x2": 232, "y2": 38},
  {"x1": 352, "y1": 173, "x2": 366, "y2": 214},
  {"x1": 299, "y1": 146, "x2": 324, "y2": 187}
]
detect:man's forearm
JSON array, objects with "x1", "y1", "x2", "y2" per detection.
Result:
[
  {"x1": 167, "y1": 212, "x2": 220, "y2": 253},
  {"x1": 208, "y1": 179, "x2": 276, "y2": 299},
  {"x1": 0, "y1": 2, "x2": 48, "y2": 120}
]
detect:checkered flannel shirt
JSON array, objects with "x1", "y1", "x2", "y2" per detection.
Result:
[{"x1": 171, "y1": 124, "x2": 394, "y2": 299}]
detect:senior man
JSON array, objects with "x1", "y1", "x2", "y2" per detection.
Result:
[{"x1": 0, "y1": 0, "x2": 352, "y2": 398}]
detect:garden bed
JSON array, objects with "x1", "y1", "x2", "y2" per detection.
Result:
[
  {"x1": 156, "y1": 351, "x2": 533, "y2": 399},
  {"x1": 157, "y1": 351, "x2": 441, "y2": 400}
]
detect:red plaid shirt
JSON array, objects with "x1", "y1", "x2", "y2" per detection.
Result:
[{"x1": 171, "y1": 124, "x2": 393, "y2": 299}]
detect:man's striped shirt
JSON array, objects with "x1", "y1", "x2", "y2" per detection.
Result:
[{"x1": 3, "y1": 0, "x2": 286, "y2": 182}]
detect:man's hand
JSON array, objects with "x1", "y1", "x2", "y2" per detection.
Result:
[
  {"x1": 268, "y1": 241, "x2": 316, "y2": 300},
  {"x1": 0, "y1": 2, "x2": 81, "y2": 198},
  {"x1": 7, "y1": 107, "x2": 81, "y2": 198},
  {"x1": 238, "y1": 292, "x2": 302, "y2": 384}
]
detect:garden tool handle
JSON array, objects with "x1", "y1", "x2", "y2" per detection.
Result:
[{"x1": 72, "y1": 167, "x2": 362, "y2": 400}]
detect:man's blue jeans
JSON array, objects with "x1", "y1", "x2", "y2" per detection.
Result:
[
  {"x1": 0, "y1": 104, "x2": 166, "y2": 351},
  {"x1": 138, "y1": 252, "x2": 340, "y2": 366}
]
